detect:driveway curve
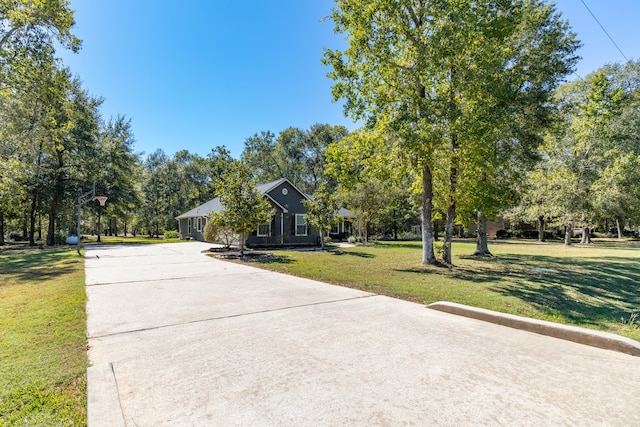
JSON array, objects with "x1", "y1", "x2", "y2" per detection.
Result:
[{"x1": 85, "y1": 242, "x2": 640, "y2": 426}]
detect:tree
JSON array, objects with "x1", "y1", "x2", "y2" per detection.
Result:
[
  {"x1": 208, "y1": 162, "x2": 274, "y2": 254},
  {"x1": 0, "y1": 158, "x2": 25, "y2": 244},
  {"x1": 537, "y1": 72, "x2": 626, "y2": 244},
  {"x1": 592, "y1": 154, "x2": 640, "y2": 237},
  {"x1": 241, "y1": 124, "x2": 348, "y2": 194},
  {"x1": 0, "y1": 0, "x2": 80, "y2": 90},
  {"x1": 302, "y1": 183, "x2": 339, "y2": 250},
  {"x1": 326, "y1": 127, "x2": 409, "y2": 243},
  {"x1": 92, "y1": 116, "x2": 141, "y2": 239},
  {"x1": 324, "y1": 0, "x2": 579, "y2": 264},
  {"x1": 0, "y1": 1, "x2": 83, "y2": 245}
]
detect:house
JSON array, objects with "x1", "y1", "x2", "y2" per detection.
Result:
[
  {"x1": 176, "y1": 178, "x2": 332, "y2": 246},
  {"x1": 330, "y1": 207, "x2": 356, "y2": 241}
]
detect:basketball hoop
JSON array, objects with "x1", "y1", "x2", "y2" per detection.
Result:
[{"x1": 93, "y1": 196, "x2": 108, "y2": 206}]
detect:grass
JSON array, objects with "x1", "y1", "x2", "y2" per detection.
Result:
[
  {"x1": 0, "y1": 248, "x2": 87, "y2": 426},
  {"x1": 246, "y1": 239, "x2": 640, "y2": 341}
]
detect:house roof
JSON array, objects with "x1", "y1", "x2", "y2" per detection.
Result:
[
  {"x1": 255, "y1": 178, "x2": 288, "y2": 195},
  {"x1": 175, "y1": 197, "x2": 223, "y2": 220},
  {"x1": 176, "y1": 177, "x2": 306, "y2": 220},
  {"x1": 338, "y1": 207, "x2": 357, "y2": 218}
]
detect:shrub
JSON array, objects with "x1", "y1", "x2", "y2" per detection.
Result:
[
  {"x1": 54, "y1": 229, "x2": 69, "y2": 245},
  {"x1": 323, "y1": 236, "x2": 332, "y2": 245},
  {"x1": 8, "y1": 231, "x2": 24, "y2": 241},
  {"x1": 163, "y1": 230, "x2": 179, "y2": 239},
  {"x1": 203, "y1": 220, "x2": 238, "y2": 248},
  {"x1": 347, "y1": 235, "x2": 357, "y2": 244},
  {"x1": 435, "y1": 241, "x2": 448, "y2": 259},
  {"x1": 496, "y1": 229, "x2": 508, "y2": 239}
]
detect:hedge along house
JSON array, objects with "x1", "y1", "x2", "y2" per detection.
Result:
[{"x1": 176, "y1": 178, "x2": 322, "y2": 247}]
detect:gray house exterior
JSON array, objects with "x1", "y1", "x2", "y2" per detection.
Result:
[{"x1": 176, "y1": 178, "x2": 322, "y2": 246}]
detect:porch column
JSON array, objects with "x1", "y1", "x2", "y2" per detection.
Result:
[{"x1": 280, "y1": 213, "x2": 284, "y2": 245}]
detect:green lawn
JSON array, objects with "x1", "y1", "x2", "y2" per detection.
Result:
[
  {"x1": 247, "y1": 239, "x2": 640, "y2": 341},
  {"x1": 0, "y1": 249, "x2": 87, "y2": 426}
]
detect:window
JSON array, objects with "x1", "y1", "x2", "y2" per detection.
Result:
[
  {"x1": 257, "y1": 222, "x2": 271, "y2": 237},
  {"x1": 295, "y1": 214, "x2": 307, "y2": 236},
  {"x1": 196, "y1": 217, "x2": 202, "y2": 232},
  {"x1": 188, "y1": 219, "x2": 192, "y2": 235}
]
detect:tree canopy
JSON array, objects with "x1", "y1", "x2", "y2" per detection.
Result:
[{"x1": 324, "y1": 0, "x2": 579, "y2": 264}]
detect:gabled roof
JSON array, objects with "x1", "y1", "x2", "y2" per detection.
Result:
[
  {"x1": 176, "y1": 177, "x2": 309, "y2": 220},
  {"x1": 338, "y1": 207, "x2": 357, "y2": 218},
  {"x1": 256, "y1": 177, "x2": 312, "y2": 201},
  {"x1": 175, "y1": 197, "x2": 223, "y2": 220},
  {"x1": 255, "y1": 178, "x2": 288, "y2": 195}
]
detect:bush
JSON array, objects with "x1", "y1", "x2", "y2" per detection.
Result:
[
  {"x1": 8, "y1": 231, "x2": 24, "y2": 241},
  {"x1": 496, "y1": 229, "x2": 508, "y2": 239},
  {"x1": 435, "y1": 241, "x2": 448, "y2": 259},
  {"x1": 163, "y1": 230, "x2": 179, "y2": 239},
  {"x1": 203, "y1": 220, "x2": 238, "y2": 248},
  {"x1": 347, "y1": 235, "x2": 357, "y2": 244},
  {"x1": 54, "y1": 229, "x2": 69, "y2": 245},
  {"x1": 323, "y1": 236, "x2": 332, "y2": 245}
]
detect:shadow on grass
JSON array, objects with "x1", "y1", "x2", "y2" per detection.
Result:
[
  {"x1": 398, "y1": 253, "x2": 640, "y2": 327},
  {"x1": 375, "y1": 241, "x2": 423, "y2": 250},
  {"x1": 0, "y1": 249, "x2": 78, "y2": 284},
  {"x1": 250, "y1": 254, "x2": 296, "y2": 265},
  {"x1": 330, "y1": 250, "x2": 375, "y2": 258}
]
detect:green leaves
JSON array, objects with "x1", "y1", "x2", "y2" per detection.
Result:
[
  {"x1": 209, "y1": 161, "x2": 274, "y2": 250},
  {"x1": 241, "y1": 124, "x2": 348, "y2": 194},
  {"x1": 324, "y1": 0, "x2": 578, "y2": 262}
]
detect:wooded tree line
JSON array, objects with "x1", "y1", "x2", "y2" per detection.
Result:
[{"x1": 2, "y1": 1, "x2": 640, "y2": 267}]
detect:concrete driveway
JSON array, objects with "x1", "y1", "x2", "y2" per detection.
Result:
[{"x1": 85, "y1": 242, "x2": 640, "y2": 426}]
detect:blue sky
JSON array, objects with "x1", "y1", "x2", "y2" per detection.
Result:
[{"x1": 59, "y1": 1, "x2": 640, "y2": 159}]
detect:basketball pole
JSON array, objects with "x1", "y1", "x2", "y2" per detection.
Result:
[{"x1": 76, "y1": 182, "x2": 107, "y2": 256}]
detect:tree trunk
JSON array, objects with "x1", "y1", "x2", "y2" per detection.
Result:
[
  {"x1": 46, "y1": 206, "x2": 57, "y2": 246},
  {"x1": 0, "y1": 211, "x2": 4, "y2": 245},
  {"x1": 443, "y1": 69, "x2": 459, "y2": 266},
  {"x1": 564, "y1": 225, "x2": 572, "y2": 246},
  {"x1": 392, "y1": 209, "x2": 398, "y2": 240},
  {"x1": 421, "y1": 164, "x2": 436, "y2": 265},
  {"x1": 29, "y1": 196, "x2": 37, "y2": 246},
  {"x1": 444, "y1": 205, "x2": 455, "y2": 264},
  {"x1": 46, "y1": 189, "x2": 62, "y2": 246},
  {"x1": 537, "y1": 216, "x2": 546, "y2": 242},
  {"x1": 22, "y1": 214, "x2": 28, "y2": 240},
  {"x1": 473, "y1": 212, "x2": 492, "y2": 256},
  {"x1": 616, "y1": 218, "x2": 623, "y2": 239},
  {"x1": 239, "y1": 231, "x2": 245, "y2": 255},
  {"x1": 364, "y1": 220, "x2": 369, "y2": 243},
  {"x1": 580, "y1": 227, "x2": 592, "y2": 244},
  {"x1": 46, "y1": 151, "x2": 65, "y2": 247},
  {"x1": 96, "y1": 210, "x2": 102, "y2": 242}
]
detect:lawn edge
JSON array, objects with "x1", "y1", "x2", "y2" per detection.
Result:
[{"x1": 428, "y1": 301, "x2": 640, "y2": 357}]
